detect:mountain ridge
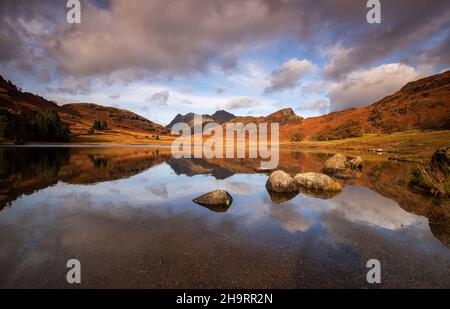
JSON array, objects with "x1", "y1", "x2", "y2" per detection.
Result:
[{"x1": 1, "y1": 70, "x2": 450, "y2": 143}]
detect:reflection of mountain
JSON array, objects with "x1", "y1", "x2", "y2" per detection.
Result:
[
  {"x1": 1, "y1": 147, "x2": 449, "y2": 247},
  {"x1": 167, "y1": 158, "x2": 234, "y2": 179}
]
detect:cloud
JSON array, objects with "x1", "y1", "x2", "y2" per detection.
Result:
[
  {"x1": 297, "y1": 99, "x2": 329, "y2": 113},
  {"x1": 328, "y1": 63, "x2": 427, "y2": 111},
  {"x1": 215, "y1": 87, "x2": 226, "y2": 94},
  {"x1": 224, "y1": 97, "x2": 260, "y2": 110},
  {"x1": 148, "y1": 90, "x2": 170, "y2": 106},
  {"x1": 323, "y1": 1, "x2": 450, "y2": 78},
  {"x1": 109, "y1": 94, "x2": 121, "y2": 100},
  {"x1": 217, "y1": 55, "x2": 238, "y2": 73},
  {"x1": 264, "y1": 58, "x2": 316, "y2": 93},
  {"x1": 47, "y1": 0, "x2": 313, "y2": 78}
]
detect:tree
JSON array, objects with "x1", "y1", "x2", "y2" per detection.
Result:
[{"x1": 92, "y1": 120, "x2": 108, "y2": 131}]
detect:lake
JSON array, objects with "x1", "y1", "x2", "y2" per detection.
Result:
[{"x1": 0, "y1": 146, "x2": 449, "y2": 288}]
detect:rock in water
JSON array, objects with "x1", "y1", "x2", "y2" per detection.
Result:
[
  {"x1": 323, "y1": 153, "x2": 348, "y2": 174},
  {"x1": 348, "y1": 156, "x2": 363, "y2": 169},
  {"x1": 266, "y1": 170, "x2": 298, "y2": 193},
  {"x1": 193, "y1": 190, "x2": 233, "y2": 210},
  {"x1": 431, "y1": 147, "x2": 450, "y2": 176},
  {"x1": 294, "y1": 172, "x2": 342, "y2": 192}
]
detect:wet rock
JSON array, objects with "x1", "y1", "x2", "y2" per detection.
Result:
[
  {"x1": 294, "y1": 172, "x2": 342, "y2": 192},
  {"x1": 431, "y1": 147, "x2": 450, "y2": 175},
  {"x1": 266, "y1": 170, "x2": 297, "y2": 193},
  {"x1": 192, "y1": 190, "x2": 233, "y2": 211},
  {"x1": 348, "y1": 156, "x2": 363, "y2": 169},
  {"x1": 323, "y1": 153, "x2": 348, "y2": 174}
]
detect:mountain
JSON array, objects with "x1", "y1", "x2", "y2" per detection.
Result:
[
  {"x1": 166, "y1": 110, "x2": 235, "y2": 129},
  {"x1": 2, "y1": 70, "x2": 449, "y2": 144},
  {"x1": 223, "y1": 108, "x2": 304, "y2": 136},
  {"x1": 60, "y1": 103, "x2": 169, "y2": 135},
  {"x1": 0, "y1": 75, "x2": 169, "y2": 142},
  {"x1": 221, "y1": 71, "x2": 450, "y2": 142},
  {"x1": 287, "y1": 70, "x2": 450, "y2": 141}
]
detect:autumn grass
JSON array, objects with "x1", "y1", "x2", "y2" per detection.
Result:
[
  {"x1": 68, "y1": 132, "x2": 176, "y2": 145},
  {"x1": 410, "y1": 164, "x2": 450, "y2": 198},
  {"x1": 285, "y1": 130, "x2": 450, "y2": 162}
]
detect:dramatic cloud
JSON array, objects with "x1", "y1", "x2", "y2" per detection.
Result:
[
  {"x1": 148, "y1": 90, "x2": 170, "y2": 106},
  {"x1": 1, "y1": 0, "x2": 449, "y2": 117},
  {"x1": 328, "y1": 63, "x2": 427, "y2": 111},
  {"x1": 323, "y1": 0, "x2": 450, "y2": 78},
  {"x1": 264, "y1": 58, "x2": 316, "y2": 93},
  {"x1": 224, "y1": 97, "x2": 260, "y2": 110},
  {"x1": 297, "y1": 99, "x2": 329, "y2": 114},
  {"x1": 47, "y1": 0, "x2": 313, "y2": 78}
]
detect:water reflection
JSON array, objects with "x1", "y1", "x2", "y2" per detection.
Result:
[{"x1": 0, "y1": 146, "x2": 449, "y2": 288}]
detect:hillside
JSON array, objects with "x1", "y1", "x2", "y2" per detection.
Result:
[
  {"x1": 293, "y1": 70, "x2": 450, "y2": 141},
  {"x1": 0, "y1": 75, "x2": 169, "y2": 143},
  {"x1": 221, "y1": 71, "x2": 450, "y2": 142},
  {"x1": 224, "y1": 108, "x2": 304, "y2": 139},
  {"x1": 60, "y1": 103, "x2": 169, "y2": 136}
]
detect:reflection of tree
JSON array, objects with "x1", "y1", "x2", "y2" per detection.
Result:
[
  {"x1": 0, "y1": 147, "x2": 70, "y2": 210},
  {"x1": 88, "y1": 155, "x2": 108, "y2": 169},
  {"x1": 0, "y1": 147, "x2": 69, "y2": 180}
]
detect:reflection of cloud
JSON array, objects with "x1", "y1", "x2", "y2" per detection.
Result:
[
  {"x1": 147, "y1": 183, "x2": 169, "y2": 199},
  {"x1": 225, "y1": 180, "x2": 260, "y2": 195},
  {"x1": 326, "y1": 186, "x2": 427, "y2": 230},
  {"x1": 270, "y1": 202, "x2": 313, "y2": 233}
]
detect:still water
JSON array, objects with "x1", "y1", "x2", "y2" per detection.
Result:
[{"x1": 0, "y1": 147, "x2": 449, "y2": 288}]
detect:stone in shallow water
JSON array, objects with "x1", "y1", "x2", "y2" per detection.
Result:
[
  {"x1": 323, "y1": 153, "x2": 348, "y2": 174},
  {"x1": 192, "y1": 190, "x2": 233, "y2": 212},
  {"x1": 348, "y1": 156, "x2": 363, "y2": 170},
  {"x1": 294, "y1": 172, "x2": 342, "y2": 192},
  {"x1": 266, "y1": 170, "x2": 298, "y2": 193}
]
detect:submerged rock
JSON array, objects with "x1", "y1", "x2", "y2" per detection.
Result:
[
  {"x1": 323, "y1": 153, "x2": 348, "y2": 174},
  {"x1": 294, "y1": 172, "x2": 342, "y2": 192},
  {"x1": 266, "y1": 170, "x2": 297, "y2": 193},
  {"x1": 333, "y1": 169, "x2": 359, "y2": 180},
  {"x1": 192, "y1": 190, "x2": 233, "y2": 211},
  {"x1": 298, "y1": 187, "x2": 341, "y2": 200},
  {"x1": 255, "y1": 167, "x2": 275, "y2": 173},
  {"x1": 348, "y1": 156, "x2": 363, "y2": 169}
]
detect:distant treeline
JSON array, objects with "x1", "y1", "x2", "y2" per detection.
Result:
[{"x1": 0, "y1": 106, "x2": 70, "y2": 143}]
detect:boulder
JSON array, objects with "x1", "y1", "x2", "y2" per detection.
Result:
[
  {"x1": 323, "y1": 153, "x2": 348, "y2": 174},
  {"x1": 193, "y1": 190, "x2": 233, "y2": 211},
  {"x1": 266, "y1": 170, "x2": 298, "y2": 193},
  {"x1": 348, "y1": 156, "x2": 363, "y2": 169},
  {"x1": 294, "y1": 172, "x2": 342, "y2": 192}
]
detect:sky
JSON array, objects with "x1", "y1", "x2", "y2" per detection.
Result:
[{"x1": 0, "y1": 0, "x2": 449, "y2": 125}]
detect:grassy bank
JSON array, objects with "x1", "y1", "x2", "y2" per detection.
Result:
[{"x1": 285, "y1": 130, "x2": 450, "y2": 162}]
